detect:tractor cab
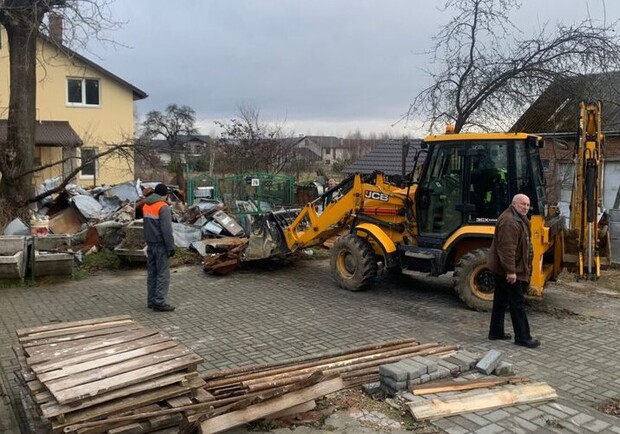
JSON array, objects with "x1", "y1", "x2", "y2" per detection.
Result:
[{"x1": 415, "y1": 133, "x2": 546, "y2": 244}]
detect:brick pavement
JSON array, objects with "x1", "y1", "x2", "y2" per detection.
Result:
[{"x1": 0, "y1": 259, "x2": 619, "y2": 433}]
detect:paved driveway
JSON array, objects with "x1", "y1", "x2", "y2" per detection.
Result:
[{"x1": 1, "y1": 258, "x2": 619, "y2": 433}]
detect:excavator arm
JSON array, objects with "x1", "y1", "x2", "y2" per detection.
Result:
[{"x1": 567, "y1": 101, "x2": 605, "y2": 280}]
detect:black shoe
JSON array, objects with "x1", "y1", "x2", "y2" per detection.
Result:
[
  {"x1": 515, "y1": 338, "x2": 540, "y2": 348},
  {"x1": 152, "y1": 303, "x2": 175, "y2": 312},
  {"x1": 488, "y1": 333, "x2": 512, "y2": 341},
  {"x1": 147, "y1": 304, "x2": 153, "y2": 309}
]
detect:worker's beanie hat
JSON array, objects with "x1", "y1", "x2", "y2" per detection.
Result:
[{"x1": 154, "y1": 183, "x2": 168, "y2": 196}]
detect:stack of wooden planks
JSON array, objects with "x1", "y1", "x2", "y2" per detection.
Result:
[
  {"x1": 407, "y1": 377, "x2": 558, "y2": 420},
  {"x1": 13, "y1": 315, "x2": 206, "y2": 434},
  {"x1": 174, "y1": 338, "x2": 458, "y2": 433}
]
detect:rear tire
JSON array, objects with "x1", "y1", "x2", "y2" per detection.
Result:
[
  {"x1": 453, "y1": 248, "x2": 495, "y2": 311},
  {"x1": 330, "y1": 234, "x2": 378, "y2": 291}
]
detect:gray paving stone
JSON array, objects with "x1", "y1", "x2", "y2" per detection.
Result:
[
  {"x1": 398, "y1": 358, "x2": 427, "y2": 379},
  {"x1": 474, "y1": 423, "x2": 505, "y2": 434},
  {"x1": 476, "y1": 349, "x2": 504, "y2": 375},
  {"x1": 0, "y1": 262, "x2": 618, "y2": 434},
  {"x1": 461, "y1": 412, "x2": 488, "y2": 426},
  {"x1": 537, "y1": 403, "x2": 571, "y2": 420},
  {"x1": 570, "y1": 413, "x2": 595, "y2": 426},
  {"x1": 437, "y1": 358, "x2": 461, "y2": 375},
  {"x1": 581, "y1": 419, "x2": 611, "y2": 433},
  {"x1": 382, "y1": 376, "x2": 409, "y2": 392},
  {"x1": 519, "y1": 408, "x2": 545, "y2": 421},
  {"x1": 492, "y1": 361, "x2": 515, "y2": 376},
  {"x1": 481, "y1": 409, "x2": 511, "y2": 423},
  {"x1": 379, "y1": 363, "x2": 409, "y2": 382},
  {"x1": 410, "y1": 355, "x2": 438, "y2": 373},
  {"x1": 511, "y1": 416, "x2": 540, "y2": 431}
]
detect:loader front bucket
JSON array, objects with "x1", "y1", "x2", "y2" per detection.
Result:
[{"x1": 241, "y1": 209, "x2": 300, "y2": 261}]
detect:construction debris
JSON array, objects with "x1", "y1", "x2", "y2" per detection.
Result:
[{"x1": 0, "y1": 177, "x2": 294, "y2": 277}]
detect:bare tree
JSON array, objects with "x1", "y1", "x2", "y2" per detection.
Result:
[
  {"x1": 141, "y1": 104, "x2": 198, "y2": 187},
  {"x1": 411, "y1": 0, "x2": 620, "y2": 133},
  {"x1": 215, "y1": 105, "x2": 297, "y2": 175},
  {"x1": 0, "y1": 0, "x2": 119, "y2": 220}
]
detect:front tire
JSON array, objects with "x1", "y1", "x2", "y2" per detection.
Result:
[
  {"x1": 453, "y1": 248, "x2": 495, "y2": 311},
  {"x1": 330, "y1": 234, "x2": 378, "y2": 291}
]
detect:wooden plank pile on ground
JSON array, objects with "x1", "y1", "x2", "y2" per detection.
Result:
[
  {"x1": 13, "y1": 315, "x2": 205, "y2": 434},
  {"x1": 174, "y1": 338, "x2": 458, "y2": 433},
  {"x1": 407, "y1": 377, "x2": 557, "y2": 421}
]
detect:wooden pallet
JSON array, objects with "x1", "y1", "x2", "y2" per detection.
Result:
[{"x1": 14, "y1": 315, "x2": 206, "y2": 434}]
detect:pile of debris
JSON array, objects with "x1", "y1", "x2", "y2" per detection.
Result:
[{"x1": 2, "y1": 179, "x2": 291, "y2": 277}]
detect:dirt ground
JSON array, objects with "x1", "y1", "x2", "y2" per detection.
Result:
[
  {"x1": 246, "y1": 389, "x2": 439, "y2": 433},
  {"x1": 555, "y1": 265, "x2": 620, "y2": 294}
]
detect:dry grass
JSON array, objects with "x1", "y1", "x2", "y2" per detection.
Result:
[{"x1": 0, "y1": 198, "x2": 16, "y2": 232}]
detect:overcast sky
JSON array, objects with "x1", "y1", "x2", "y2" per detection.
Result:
[{"x1": 88, "y1": 0, "x2": 620, "y2": 138}]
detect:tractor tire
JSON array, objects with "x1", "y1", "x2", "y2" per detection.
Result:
[
  {"x1": 330, "y1": 234, "x2": 378, "y2": 291},
  {"x1": 453, "y1": 248, "x2": 495, "y2": 311}
]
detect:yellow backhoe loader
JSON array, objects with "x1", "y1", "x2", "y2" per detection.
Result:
[{"x1": 269, "y1": 101, "x2": 607, "y2": 310}]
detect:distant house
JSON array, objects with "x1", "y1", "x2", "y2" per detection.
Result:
[
  {"x1": 145, "y1": 135, "x2": 212, "y2": 166},
  {"x1": 343, "y1": 139, "x2": 424, "y2": 183},
  {"x1": 0, "y1": 22, "x2": 147, "y2": 187},
  {"x1": 512, "y1": 71, "x2": 620, "y2": 208},
  {"x1": 294, "y1": 135, "x2": 383, "y2": 166}
]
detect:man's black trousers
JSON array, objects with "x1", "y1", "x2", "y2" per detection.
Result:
[{"x1": 489, "y1": 273, "x2": 532, "y2": 341}]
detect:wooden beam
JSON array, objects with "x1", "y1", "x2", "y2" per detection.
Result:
[
  {"x1": 407, "y1": 382, "x2": 557, "y2": 421},
  {"x1": 199, "y1": 376, "x2": 345, "y2": 433},
  {"x1": 410, "y1": 376, "x2": 529, "y2": 395}
]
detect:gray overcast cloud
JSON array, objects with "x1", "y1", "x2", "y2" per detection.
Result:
[{"x1": 89, "y1": 0, "x2": 620, "y2": 137}]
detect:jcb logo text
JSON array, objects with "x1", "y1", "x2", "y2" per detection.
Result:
[{"x1": 364, "y1": 191, "x2": 389, "y2": 201}]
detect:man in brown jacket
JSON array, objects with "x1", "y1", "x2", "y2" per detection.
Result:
[{"x1": 487, "y1": 194, "x2": 540, "y2": 348}]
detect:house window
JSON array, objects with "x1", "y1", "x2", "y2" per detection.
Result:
[
  {"x1": 81, "y1": 147, "x2": 98, "y2": 178},
  {"x1": 67, "y1": 78, "x2": 100, "y2": 106},
  {"x1": 325, "y1": 147, "x2": 331, "y2": 155}
]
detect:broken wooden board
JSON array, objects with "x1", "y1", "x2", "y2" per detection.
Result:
[
  {"x1": 407, "y1": 382, "x2": 557, "y2": 421},
  {"x1": 199, "y1": 376, "x2": 345, "y2": 433},
  {"x1": 201, "y1": 237, "x2": 249, "y2": 251}
]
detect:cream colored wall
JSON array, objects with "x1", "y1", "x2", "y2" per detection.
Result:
[
  {"x1": 34, "y1": 147, "x2": 64, "y2": 185},
  {"x1": 0, "y1": 27, "x2": 138, "y2": 187}
]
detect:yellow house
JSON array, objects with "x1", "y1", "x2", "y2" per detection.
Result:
[{"x1": 0, "y1": 25, "x2": 147, "y2": 188}]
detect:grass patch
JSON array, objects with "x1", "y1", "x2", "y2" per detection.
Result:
[
  {"x1": 80, "y1": 248, "x2": 121, "y2": 273},
  {"x1": 170, "y1": 248, "x2": 203, "y2": 267},
  {"x1": 0, "y1": 278, "x2": 31, "y2": 289},
  {"x1": 298, "y1": 247, "x2": 331, "y2": 260}
]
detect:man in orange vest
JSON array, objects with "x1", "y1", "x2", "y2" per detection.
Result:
[{"x1": 143, "y1": 184, "x2": 176, "y2": 312}]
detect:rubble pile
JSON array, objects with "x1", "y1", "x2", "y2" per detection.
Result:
[{"x1": 1, "y1": 179, "x2": 290, "y2": 277}]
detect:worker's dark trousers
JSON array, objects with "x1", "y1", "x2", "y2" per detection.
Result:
[
  {"x1": 147, "y1": 243, "x2": 170, "y2": 307},
  {"x1": 489, "y1": 274, "x2": 531, "y2": 342}
]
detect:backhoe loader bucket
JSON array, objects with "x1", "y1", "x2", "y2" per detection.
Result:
[
  {"x1": 562, "y1": 225, "x2": 611, "y2": 277},
  {"x1": 241, "y1": 209, "x2": 299, "y2": 260}
]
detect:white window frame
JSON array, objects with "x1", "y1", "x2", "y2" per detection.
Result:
[
  {"x1": 80, "y1": 147, "x2": 98, "y2": 180},
  {"x1": 67, "y1": 77, "x2": 101, "y2": 107}
]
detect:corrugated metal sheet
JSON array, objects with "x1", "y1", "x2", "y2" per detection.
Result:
[{"x1": 0, "y1": 120, "x2": 82, "y2": 147}]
